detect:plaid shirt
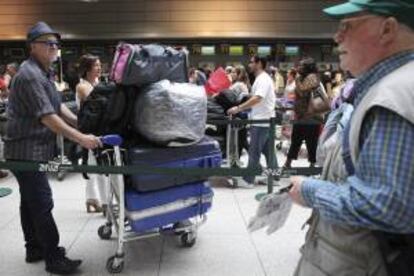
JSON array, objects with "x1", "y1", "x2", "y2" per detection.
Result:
[
  {"x1": 301, "y1": 51, "x2": 414, "y2": 233},
  {"x1": 4, "y1": 57, "x2": 61, "y2": 161}
]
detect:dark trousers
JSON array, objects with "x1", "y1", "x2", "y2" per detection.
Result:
[
  {"x1": 12, "y1": 170, "x2": 62, "y2": 263},
  {"x1": 287, "y1": 123, "x2": 321, "y2": 163},
  {"x1": 238, "y1": 127, "x2": 249, "y2": 157}
]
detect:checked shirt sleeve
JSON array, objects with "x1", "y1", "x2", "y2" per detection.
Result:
[{"x1": 301, "y1": 107, "x2": 414, "y2": 233}]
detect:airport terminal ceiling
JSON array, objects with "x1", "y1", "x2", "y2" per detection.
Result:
[{"x1": 0, "y1": 0, "x2": 342, "y2": 41}]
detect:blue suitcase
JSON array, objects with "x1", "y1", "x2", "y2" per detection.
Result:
[
  {"x1": 126, "y1": 136, "x2": 222, "y2": 192},
  {"x1": 125, "y1": 181, "x2": 213, "y2": 233}
]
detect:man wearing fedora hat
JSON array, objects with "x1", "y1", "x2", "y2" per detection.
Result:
[
  {"x1": 5, "y1": 22, "x2": 102, "y2": 275},
  {"x1": 288, "y1": 1, "x2": 414, "y2": 275}
]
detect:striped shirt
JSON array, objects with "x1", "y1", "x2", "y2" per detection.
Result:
[
  {"x1": 4, "y1": 57, "x2": 61, "y2": 161},
  {"x1": 301, "y1": 52, "x2": 414, "y2": 233}
]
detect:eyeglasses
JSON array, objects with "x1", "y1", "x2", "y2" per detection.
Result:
[
  {"x1": 33, "y1": 40, "x2": 61, "y2": 49},
  {"x1": 336, "y1": 14, "x2": 381, "y2": 34}
]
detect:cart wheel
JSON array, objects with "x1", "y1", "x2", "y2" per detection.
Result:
[
  {"x1": 180, "y1": 232, "x2": 196, "y2": 248},
  {"x1": 106, "y1": 256, "x2": 124, "y2": 274},
  {"x1": 57, "y1": 172, "x2": 64, "y2": 181},
  {"x1": 98, "y1": 225, "x2": 112, "y2": 240}
]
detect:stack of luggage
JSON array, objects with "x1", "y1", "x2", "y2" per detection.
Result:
[
  {"x1": 125, "y1": 136, "x2": 221, "y2": 232},
  {"x1": 78, "y1": 43, "x2": 221, "y2": 233}
]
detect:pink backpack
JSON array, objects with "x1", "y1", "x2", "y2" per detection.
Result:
[{"x1": 110, "y1": 43, "x2": 134, "y2": 84}]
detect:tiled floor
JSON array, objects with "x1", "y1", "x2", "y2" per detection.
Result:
[{"x1": 0, "y1": 153, "x2": 312, "y2": 276}]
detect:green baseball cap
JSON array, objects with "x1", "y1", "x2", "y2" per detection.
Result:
[{"x1": 323, "y1": 0, "x2": 414, "y2": 29}]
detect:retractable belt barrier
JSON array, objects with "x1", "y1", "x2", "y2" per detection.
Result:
[
  {"x1": 0, "y1": 117, "x2": 322, "y2": 194},
  {"x1": 0, "y1": 161, "x2": 321, "y2": 178}
]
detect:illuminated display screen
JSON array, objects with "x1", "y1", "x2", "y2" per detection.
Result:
[
  {"x1": 86, "y1": 47, "x2": 104, "y2": 56},
  {"x1": 257, "y1": 46, "x2": 271, "y2": 57},
  {"x1": 285, "y1": 46, "x2": 299, "y2": 56},
  {"x1": 62, "y1": 47, "x2": 78, "y2": 57},
  {"x1": 229, "y1": 46, "x2": 243, "y2": 56},
  {"x1": 201, "y1": 46, "x2": 215, "y2": 56}
]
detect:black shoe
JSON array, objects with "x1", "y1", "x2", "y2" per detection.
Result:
[
  {"x1": 26, "y1": 247, "x2": 66, "y2": 263},
  {"x1": 0, "y1": 170, "x2": 8, "y2": 178},
  {"x1": 46, "y1": 256, "x2": 82, "y2": 275}
]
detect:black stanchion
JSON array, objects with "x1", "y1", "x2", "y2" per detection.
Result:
[{"x1": 267, "y1": 117, "x2": 277, "y2": 194}]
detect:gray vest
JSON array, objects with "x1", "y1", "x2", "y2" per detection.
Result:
[{"x1": 295, "y1": 61, "x2": 414, "y2": 276}]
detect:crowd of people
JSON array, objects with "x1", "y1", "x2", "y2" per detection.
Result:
[
  {"x1": 0, "y1": 47, "x2": 353, "y2": 193},
  {"x1": 1, "y1": 0, "x2": 414, "y2": 274},
  {"x1": 0, "y1": 42, "x2": 353, "y2": 228},
  {"x1": 189, "y1": 55, "x2": 353, "y2": 188}
]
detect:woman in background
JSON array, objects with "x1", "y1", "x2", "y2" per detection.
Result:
[
  {"x1": 284, "y1": 58, "x2": 327, "y2": 168},
  {"x1": 230, "y1": 65, "x2": 251, "y2": 97},
  {"x1": 76, "y1": 54, "x2": 108, "y2": 213},
  {"x1": 229, "y1": 65, "x2": 251, "y2": 160},
  {"x1": 284, "y1": 68, "x2": 297, "y2": 100}
]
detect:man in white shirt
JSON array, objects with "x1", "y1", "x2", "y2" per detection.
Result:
[{"x1": 228, "y1": 56, "x2": 276, "y2": 188}]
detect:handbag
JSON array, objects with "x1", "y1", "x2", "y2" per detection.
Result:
[{"x1": 307, "y1": 83, "x2": 331, "y2": 115}]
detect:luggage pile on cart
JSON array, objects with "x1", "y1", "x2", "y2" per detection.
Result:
[
  {"x1": 77, "y1": 43, "x2": 222, "y2": 273},
  {"x1": 97, "y1": 135, "x2": 221, "y2": 273}
]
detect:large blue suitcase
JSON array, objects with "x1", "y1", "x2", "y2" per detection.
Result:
[
  {"x1": 125, "y1": 181, "x2": 213, "y2": 233},
  {"x1": 126, "y1": 136, "x2": 222, "y2": 192}
]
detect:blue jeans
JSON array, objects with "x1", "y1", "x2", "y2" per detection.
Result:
[{"x1": 243, "y1": 126, "x2": 278, "y2": 184}]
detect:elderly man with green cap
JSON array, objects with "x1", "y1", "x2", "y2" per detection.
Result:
[{"x1": 287, "y1": 1, "x2": 414, "y2": 276}]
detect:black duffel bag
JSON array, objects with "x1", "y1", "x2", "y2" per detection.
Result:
[{"x1": 214, "y1": 89, "x2": 243, "y2": 112}]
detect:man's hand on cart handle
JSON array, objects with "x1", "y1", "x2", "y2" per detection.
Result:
[
  {"x1": 227, "y1": 106, "x2": 241, "y2": 115},
  {"x1": 79, "y1": 134, "x2": 102, "y2": 150}
]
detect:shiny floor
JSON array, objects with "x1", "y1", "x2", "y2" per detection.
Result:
[{"x1": 0, "y1": 152, "x2": 311, "y2": 276}]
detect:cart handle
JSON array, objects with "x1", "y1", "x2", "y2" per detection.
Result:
[{"x1": 101, "y1": 135, "x2": 123, "y2": 146}]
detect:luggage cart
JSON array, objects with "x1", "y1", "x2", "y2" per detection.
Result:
[
  {"x1": 221, "y1": 115, "x2": 244, "y2": 188},
  {"x1": 97, "y1": 135, "x2": 209, "y2": 274},
  {"x1": 224, "y1": 115, "x2": 241, "y2": 168}
]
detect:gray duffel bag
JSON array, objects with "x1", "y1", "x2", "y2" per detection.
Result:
[{"x1": 121, "y1": 44, "x2": 188, "y2": 87}]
